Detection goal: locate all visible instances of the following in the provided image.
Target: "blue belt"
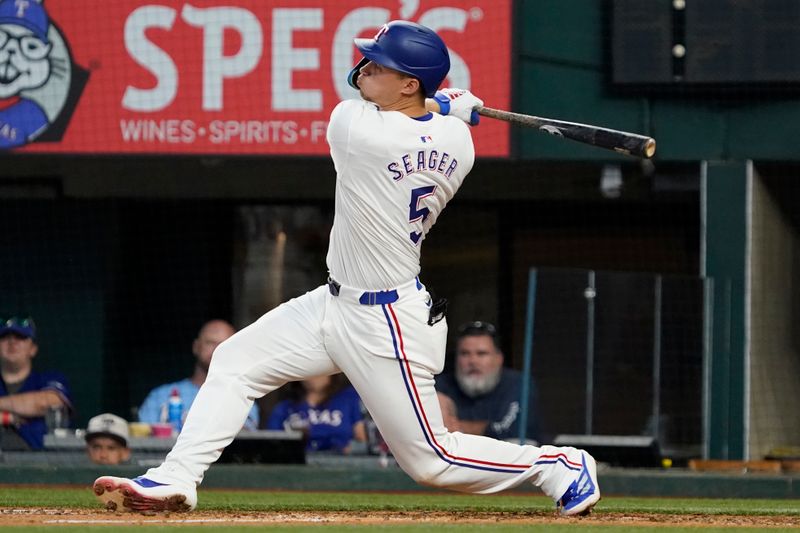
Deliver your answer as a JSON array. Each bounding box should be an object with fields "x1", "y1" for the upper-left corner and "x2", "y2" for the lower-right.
[{"x1": 327, "y1": 277, "x2": 399, "y2": 305}]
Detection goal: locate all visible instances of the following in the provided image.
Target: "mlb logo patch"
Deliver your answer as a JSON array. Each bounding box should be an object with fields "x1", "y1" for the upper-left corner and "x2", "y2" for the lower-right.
[{"x1": 420, "y1": 135, "x2": 433, "y2": 143}]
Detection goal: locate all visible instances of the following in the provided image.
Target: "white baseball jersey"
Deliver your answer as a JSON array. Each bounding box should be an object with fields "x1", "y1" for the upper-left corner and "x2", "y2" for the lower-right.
[
  {"x1": 140, "y1": 98, "x2": 595, "y2": 511},
  {"x1": 326, "y1": 99, "x2": 474, "y2": 290}
]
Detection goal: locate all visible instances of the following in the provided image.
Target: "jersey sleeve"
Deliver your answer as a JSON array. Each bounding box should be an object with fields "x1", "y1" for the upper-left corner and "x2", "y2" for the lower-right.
[
  {"x1": 484, "y1": 370, "x2": 535, "y2": 441},
  {"x1": 484, "y1": 397, "x2": 521, "y2": 440},
  {"x1": 326, "y1": 99, "x2": 380, "y2": 167},
  {"x1": 448, "y1": 116, "x2": 476, "y2": 176},
  {"x1": 40, "y1": 371, "x2": 73, "y2": 410},
  {"x1": 326, "y1": 100, "x2": 359, "y2": 148}
]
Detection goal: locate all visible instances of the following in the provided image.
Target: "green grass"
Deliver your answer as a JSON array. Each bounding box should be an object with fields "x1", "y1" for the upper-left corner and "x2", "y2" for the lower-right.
[
  {"x1": 1, "y1": 486, "x2": 799, "y2": 532},
  {"x1": 2, "y1": 486, "x2": 800, "y2": 515}
]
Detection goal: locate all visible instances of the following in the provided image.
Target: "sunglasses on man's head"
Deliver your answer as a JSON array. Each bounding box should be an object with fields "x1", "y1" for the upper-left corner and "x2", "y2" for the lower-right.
[
  {"x1": 1, "y1": 316, "x2": 36, "y2": 329},
  {"x1": 457, "y1": 320, "x2": 497, "y2": 337}
]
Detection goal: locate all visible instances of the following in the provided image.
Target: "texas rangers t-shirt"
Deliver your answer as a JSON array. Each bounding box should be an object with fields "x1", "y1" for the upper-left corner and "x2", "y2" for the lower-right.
[
  {"x1": 0, "y1": 370, "x2": 72, "y2": 450},
  {"x1": 267, "y1": 385, "x2": 364, "y2": 452},
  {"x1": 325, "y1": 99, "x2": 475, "y2": 290}
]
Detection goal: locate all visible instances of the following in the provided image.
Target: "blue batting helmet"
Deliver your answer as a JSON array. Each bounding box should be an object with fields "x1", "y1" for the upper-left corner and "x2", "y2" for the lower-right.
[{"x1": 347, "y1": 20, "x2": 450, "y2": 98}]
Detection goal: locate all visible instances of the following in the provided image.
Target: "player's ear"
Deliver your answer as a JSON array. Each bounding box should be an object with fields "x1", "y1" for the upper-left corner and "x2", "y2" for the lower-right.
[{"x1": 401, "y1": 76, "x2": 421, "y2": 97}]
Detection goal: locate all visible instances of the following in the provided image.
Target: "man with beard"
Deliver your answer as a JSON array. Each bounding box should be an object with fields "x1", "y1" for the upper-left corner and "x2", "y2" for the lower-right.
[
  {"x1": 137, "y1": 320, "x2": 259, "y2": 431},
  {"x1": 435, "y1": 321, "x2": 538, "y2": 442}
]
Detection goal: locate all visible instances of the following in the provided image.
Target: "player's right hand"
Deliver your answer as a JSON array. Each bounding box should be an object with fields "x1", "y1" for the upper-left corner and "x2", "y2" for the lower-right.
[{"x1": 434, "y1": 89, "x2": 483, "y2": 126}]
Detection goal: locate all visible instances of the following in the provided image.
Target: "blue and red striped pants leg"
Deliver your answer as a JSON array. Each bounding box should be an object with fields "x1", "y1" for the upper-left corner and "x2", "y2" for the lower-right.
[{"x1": 324, "y1": 284, "x2": 586, "y2": 500}]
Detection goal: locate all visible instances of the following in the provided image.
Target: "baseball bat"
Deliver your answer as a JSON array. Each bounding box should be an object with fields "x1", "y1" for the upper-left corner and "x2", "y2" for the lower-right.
[{"x1": 476, "y1": 106, "x2": 656, "y2": 159}]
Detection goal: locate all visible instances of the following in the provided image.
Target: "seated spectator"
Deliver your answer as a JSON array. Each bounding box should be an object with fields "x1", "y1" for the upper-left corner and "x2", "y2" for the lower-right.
[
  {"x1": 267, "y1": 374, "x2": 366, "y2": 454},
  {"x1": 137, "y1": 320, "x2": 259, "y2": 431},
  {"x1": 0, "y1": 315, "x2": 72, "y2": 450},
  {"x1": 435, "y1": 321, "x2": 538, "y2": 442},
  {"x1": 85, "y1": 413, "x2": 131, "y2": 465}
]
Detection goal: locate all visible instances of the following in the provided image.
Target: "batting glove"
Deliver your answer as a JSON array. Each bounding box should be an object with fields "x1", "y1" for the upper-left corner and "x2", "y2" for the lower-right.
[{"x1": 433, "y1": 88, "x2": 483, "y2": 126}]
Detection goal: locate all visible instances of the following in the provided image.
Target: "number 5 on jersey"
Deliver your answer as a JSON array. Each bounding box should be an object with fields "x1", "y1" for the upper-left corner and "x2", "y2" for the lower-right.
[{"x1": 409, "y1": 185, "x2": 437, "y2": 244}]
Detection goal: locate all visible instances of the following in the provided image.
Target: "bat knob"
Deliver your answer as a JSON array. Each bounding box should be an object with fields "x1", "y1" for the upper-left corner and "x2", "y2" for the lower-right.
[{"x1": 644, "y1": 138, "x2": 657, "y2": 159}]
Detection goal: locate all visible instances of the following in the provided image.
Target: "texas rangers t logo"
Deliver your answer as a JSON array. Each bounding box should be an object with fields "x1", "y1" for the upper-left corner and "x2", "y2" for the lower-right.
[
  {"x1": 0, "y1": 0, "x2": 87, "y2": 149},
  {"x1": 15, "y1": 0, "x2": 29, "y2": 17},
  {"x1": 374, "y1": 24, "x2": 389, "y2": 41}
]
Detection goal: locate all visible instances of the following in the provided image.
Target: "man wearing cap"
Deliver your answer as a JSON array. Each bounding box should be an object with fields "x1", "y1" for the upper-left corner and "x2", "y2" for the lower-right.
[
  {"x1": 0, "y1": 316, "x2": 72, "y2": 450},
  {"x1": 85, "y1": 413, "x2": 131, "y2": 465}
]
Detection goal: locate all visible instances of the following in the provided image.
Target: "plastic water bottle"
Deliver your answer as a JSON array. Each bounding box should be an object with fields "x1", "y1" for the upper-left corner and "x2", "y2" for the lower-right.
[{"x1": 167, "y1": 388, "x2": 183, "y2": 434}]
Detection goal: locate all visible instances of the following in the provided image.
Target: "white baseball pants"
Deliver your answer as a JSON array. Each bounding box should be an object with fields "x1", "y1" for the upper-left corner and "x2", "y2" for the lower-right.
[{"x1": 145, "y1": 278, "x2": 587, "y2": 501}]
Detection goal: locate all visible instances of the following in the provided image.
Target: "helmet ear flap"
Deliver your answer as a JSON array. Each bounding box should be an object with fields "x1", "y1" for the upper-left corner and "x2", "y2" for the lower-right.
[{"x1": 347, "y1": 57, "x2": 370, "y2": 91}]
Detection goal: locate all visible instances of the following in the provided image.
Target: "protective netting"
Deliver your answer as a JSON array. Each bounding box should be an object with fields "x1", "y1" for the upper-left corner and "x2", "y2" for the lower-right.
[{"x1": 1, "y1": 0, "x2": 798, "y2": 470}]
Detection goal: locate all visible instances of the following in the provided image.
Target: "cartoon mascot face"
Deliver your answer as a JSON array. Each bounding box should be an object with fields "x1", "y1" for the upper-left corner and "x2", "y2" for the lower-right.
[
  {"x1": 0, "y1": 0, "x2": 52, "y2": 98},
  {"x1": 0, "y1": 0, "x2": 83, "y2": 149}
]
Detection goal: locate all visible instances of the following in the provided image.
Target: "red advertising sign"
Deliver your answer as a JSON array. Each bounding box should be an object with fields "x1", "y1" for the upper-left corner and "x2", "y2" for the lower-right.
[{"x1": 3, "y1": 0, "x2": 510, "y2": 156}]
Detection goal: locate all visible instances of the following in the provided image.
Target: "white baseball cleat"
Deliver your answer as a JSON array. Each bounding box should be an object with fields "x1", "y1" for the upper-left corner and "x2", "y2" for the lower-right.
[
  {"x1": 557, "y1": 452, "x2": 601, "y2": 516},
  {"x1": 93, "y1": 475, "x2": 197, "y2": 513}
]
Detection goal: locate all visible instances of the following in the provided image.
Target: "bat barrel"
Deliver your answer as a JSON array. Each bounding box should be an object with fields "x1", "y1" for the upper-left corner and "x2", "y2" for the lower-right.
[
  {"x1": 601, "y1": 128, "x2": 656, "y2": 159},
  {"x1": 476, "y1": 106, "x2": 656, "y2": 159}
]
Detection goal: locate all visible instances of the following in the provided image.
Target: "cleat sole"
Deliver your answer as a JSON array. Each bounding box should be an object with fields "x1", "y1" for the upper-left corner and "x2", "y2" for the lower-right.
[{"x1": 93, "y1": 476, "x2": 194, "y2": 514}]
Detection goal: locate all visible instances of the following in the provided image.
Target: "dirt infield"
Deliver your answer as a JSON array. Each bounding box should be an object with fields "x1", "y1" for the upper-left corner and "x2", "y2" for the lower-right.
[{"x1": 2, "y1": 507, "x2": 800, "y2": 528}]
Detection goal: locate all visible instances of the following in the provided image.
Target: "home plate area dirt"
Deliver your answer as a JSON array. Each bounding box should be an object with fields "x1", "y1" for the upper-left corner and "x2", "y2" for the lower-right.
[{"x1": 2, "y1": 508, "x2": 800, "y2": 528}]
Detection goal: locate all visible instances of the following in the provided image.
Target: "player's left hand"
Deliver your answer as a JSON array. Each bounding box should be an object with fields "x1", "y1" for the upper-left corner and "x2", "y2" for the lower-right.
[{"x1": 434, "y1": 89, "x2": 483, "y2": 126}]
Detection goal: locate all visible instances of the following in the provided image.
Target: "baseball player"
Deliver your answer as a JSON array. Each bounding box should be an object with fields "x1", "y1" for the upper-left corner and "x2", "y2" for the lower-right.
[{"x1": 94, "y1": 20, "x2": 600, "y2": 517}]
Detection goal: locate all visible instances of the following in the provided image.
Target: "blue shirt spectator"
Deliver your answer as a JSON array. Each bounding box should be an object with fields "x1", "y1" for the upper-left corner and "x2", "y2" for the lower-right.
[
  {"x1": 268, "y1": 375, "x2": 366, "y2": 453},
  {"x1": 137, "y1": 320, "x2": 259, "y2": 431},
  {"x1": 139, "y1": 377, "x2": 258, "y2": 431},
  {"x1": 435, "y1": 321, "x2": 538, "y2": 442},
  {"x1": 0, "y1": 316, "x2": 73, "y2": 450}
]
